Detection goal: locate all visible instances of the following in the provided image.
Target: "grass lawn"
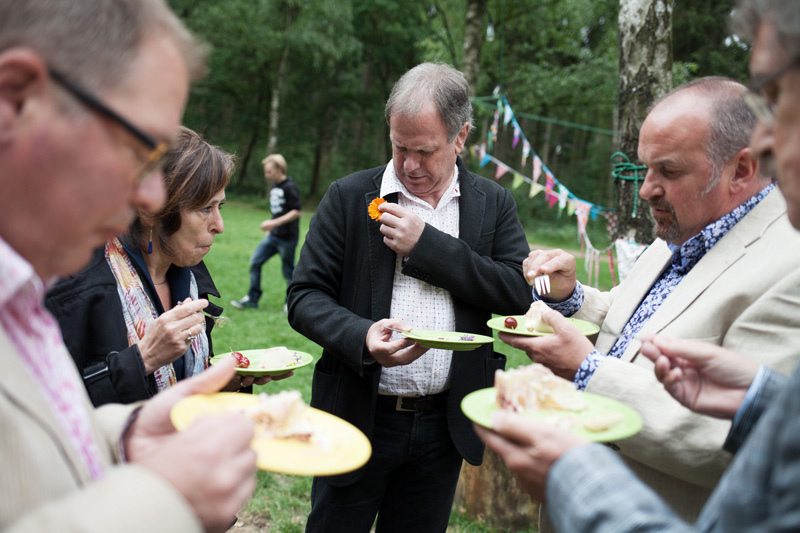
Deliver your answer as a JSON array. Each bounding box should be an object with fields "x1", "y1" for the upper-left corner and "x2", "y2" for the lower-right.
[{"x1": 203, "y1": 197, "x2": 615, "y2": 532}]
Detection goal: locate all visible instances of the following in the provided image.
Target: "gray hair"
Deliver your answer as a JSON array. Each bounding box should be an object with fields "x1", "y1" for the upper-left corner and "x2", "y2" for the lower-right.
[
  {"x1": 0, "y1": 0, "x2": 207, "y2": 94},
  {"x1": 385, "y1": 62, "x2": 474, "y2": 143},
  {"x1": 651, "y1": 77, "x2": 759, "y2": 190},
  {"x1": 733, "y1": 0, "x2": 800, "y2": 60}
]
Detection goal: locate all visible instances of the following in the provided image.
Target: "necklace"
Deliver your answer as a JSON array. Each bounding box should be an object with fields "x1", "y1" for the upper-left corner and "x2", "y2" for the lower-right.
[{"x1": 153, "y1": 279, "x2": 168, "y2": 286}]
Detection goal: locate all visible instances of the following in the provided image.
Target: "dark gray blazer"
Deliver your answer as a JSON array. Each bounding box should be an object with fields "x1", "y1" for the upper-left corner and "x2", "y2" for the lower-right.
[{"x1": 288, "y1": 157, "x2": 532, "y2": 484}]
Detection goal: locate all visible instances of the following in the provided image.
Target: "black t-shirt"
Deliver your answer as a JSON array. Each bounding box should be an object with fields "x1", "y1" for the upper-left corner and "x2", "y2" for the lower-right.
[{"x1": 270, "y1": 177, "x2": 302, "y2": 240}]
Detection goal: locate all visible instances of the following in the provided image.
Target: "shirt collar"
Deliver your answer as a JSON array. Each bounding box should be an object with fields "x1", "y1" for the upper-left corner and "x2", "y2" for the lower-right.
[
  {"x1": 0, "y1": 235, "x2": 44, "y2": 307},
  {"x1": 380, "y1": 160, "x2": 461, "y2": 205},
  {"x1": 667, "y1": 182, "x2": 776, "y2": 273}
]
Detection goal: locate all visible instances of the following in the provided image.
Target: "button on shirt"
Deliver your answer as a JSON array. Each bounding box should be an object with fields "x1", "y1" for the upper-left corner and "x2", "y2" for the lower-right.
[
  {"x1": 541, "y1": 183, "x2": 775, "y2": 390},
  {"x1": 378, "y1": 161, "x2": 460, "y2": 396},
  {"x1": 0, "y1": 236, "x2": 105, "y2": 479}
]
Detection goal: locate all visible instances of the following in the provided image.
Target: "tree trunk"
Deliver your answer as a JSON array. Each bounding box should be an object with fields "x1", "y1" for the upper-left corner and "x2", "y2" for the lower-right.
[
  {"x1": 266, "y1": 5, "x2": 296, "y2": 156},
  {"x1": 454, "y1": 449, "x2": 539, "y2": 529},
  {"x1": 462, "y1": 0, "x2": 487, "y2": 96},
  {"x1": 615, "y1": 0, "x2": 673, "y2": 242},
  {"x1": 239, "y1": 87, "x2": 265, "y2": 192}
]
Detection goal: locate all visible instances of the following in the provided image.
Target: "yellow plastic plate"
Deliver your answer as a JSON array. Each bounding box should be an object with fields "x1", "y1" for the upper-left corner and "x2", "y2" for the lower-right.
[{"x1": 171, "y1": 392, "x2": 372, "y2": 476}]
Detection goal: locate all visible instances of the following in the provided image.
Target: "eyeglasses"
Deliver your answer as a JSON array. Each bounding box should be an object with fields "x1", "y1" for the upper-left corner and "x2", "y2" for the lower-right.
[
  {"x1": 743, "y1": 57, "x2": 800, "y2": 123},
  {"x1": 48, "y1": 67, "x2": 170, "y2": 183}
]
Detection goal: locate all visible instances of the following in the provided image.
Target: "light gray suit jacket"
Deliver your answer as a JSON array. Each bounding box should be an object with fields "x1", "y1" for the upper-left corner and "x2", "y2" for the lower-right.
[
  {"x1": 0, "y1": 325, "x2": 202, "y2": 532},
  {"x1": 546, "y1": 366, "x2": 799, "y2": 532},
  {"x1": 542, "y1": 188, "x2": 800, "y2": 528}
]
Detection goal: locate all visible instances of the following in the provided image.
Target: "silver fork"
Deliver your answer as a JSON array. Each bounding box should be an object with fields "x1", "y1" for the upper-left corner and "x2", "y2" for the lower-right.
[
  {"x1": 202, "y1": 309, "x2": 231, "y2": 328},
  {"x1": 533, "y1": 274, "x2": 551, "y2": 296}
]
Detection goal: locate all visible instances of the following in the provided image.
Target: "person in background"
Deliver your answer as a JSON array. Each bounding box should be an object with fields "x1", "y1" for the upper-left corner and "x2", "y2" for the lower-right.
[
  {"x1": 288, "y1": 62, "x2": 532, "y2": 533},
  {"x1": 501, "y1": 77, "x2": 800, "y2": 529},
  {"x1": 476, "y1": 0, "x2": 800, "y2": 531},
  {"x1": 0, "y1": 0, "x2": 257, "y2": 530},
  {"x1": 46, "y1": 126, "x2": 280, "y2": 406},
  {"x1": 232, "y1": 153, "x2": 301, "y2": 312}
]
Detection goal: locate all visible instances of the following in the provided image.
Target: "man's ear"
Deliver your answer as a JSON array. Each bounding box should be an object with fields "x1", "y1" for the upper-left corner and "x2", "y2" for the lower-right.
[
  {"x1": 728, "y1": 146, "x2": 759, "y2": 194},
  {"x1": 453, "y1": 122, "x2": 470, "y2": 154},
  {"x1": 0, "y1": 48, "x2": 49, "y2": 145}
]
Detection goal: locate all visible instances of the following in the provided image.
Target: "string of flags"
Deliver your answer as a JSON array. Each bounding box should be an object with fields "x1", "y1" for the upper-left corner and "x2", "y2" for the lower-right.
[{"x1": 470, "y1": 95, "x2": 632, "y2": 287}]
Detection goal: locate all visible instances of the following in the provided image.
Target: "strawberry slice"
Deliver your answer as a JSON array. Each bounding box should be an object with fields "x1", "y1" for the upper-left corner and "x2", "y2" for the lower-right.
[{"x1": 231, "y1": 351, "x2": 250, "y2": 368}]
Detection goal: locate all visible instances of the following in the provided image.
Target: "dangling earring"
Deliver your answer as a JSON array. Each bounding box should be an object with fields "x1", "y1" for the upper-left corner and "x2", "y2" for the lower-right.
[{"x1": 147, "y1": 227, "x2": 153, "y2": 254}]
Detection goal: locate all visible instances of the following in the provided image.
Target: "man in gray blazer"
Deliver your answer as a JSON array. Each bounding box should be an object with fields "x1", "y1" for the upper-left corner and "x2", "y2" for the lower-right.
[
  {"x1": 0, "y1": 1, "x2": 257, "y2": 531},
  {"x1": 288, "y1": 63, "x2": 532, "y2": 532},
  {"x1": 497, "y1": 76, "x2": 800, "y2": 528},
  {"x1": 476, "y1": 0, "x2": 800, "y2": 531}
]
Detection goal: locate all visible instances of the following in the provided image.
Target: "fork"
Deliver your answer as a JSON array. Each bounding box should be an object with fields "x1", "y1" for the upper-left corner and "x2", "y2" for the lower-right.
[
  {"x1": 202, "y1": 309, "x2": 231, "y2": 328},
  {"x1": 383, "y1": 326, "x2": 414, "y2": 335},
  {"x1": 533, "y1": 274, "x2": 551, "y2": 296}
]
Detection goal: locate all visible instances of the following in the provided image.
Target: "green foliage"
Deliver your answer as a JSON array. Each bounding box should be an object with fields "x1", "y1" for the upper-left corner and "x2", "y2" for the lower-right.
[
  {"x1": 172, "y1": 0, "x2": 747, "y2": 218},
  {"x1": 673, "y1": 0, "x2": 749, "y2": 82}
]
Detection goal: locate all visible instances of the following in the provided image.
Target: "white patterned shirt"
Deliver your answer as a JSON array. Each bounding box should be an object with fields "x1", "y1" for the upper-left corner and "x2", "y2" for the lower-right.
[
  {"x1": 0, "y1": 236, "x2": 104, "y2": 479},
  {"x1": 378, "y1": 161, "x2": 460, "y2": 396}
]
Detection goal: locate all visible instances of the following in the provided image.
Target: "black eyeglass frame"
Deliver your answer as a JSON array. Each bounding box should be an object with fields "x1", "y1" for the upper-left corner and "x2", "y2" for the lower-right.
[{"x1": 48, "y1": 67, "x2": 170, "y2": 180}]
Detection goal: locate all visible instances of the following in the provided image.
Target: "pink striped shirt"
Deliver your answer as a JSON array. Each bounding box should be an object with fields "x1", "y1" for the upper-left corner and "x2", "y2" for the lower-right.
[{"x1": 0, "y1": 236, "x2": 105, "y2": 480}]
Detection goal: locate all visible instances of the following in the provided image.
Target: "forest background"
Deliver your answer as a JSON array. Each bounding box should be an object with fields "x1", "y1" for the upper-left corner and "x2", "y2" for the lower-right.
[{"x1": 168, "y1": 0, "x2": 748, "y2": 247}]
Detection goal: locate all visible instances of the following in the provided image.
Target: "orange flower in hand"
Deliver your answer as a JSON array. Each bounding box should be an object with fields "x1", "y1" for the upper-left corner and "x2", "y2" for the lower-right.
[{"x1": 368, "y1": 197, "x2": 387, "y2": 221}]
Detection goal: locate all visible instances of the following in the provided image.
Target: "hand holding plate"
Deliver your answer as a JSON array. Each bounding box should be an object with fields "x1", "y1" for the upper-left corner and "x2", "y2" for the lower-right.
[
  {"x1": 497, "y1": 307, "x2": 595, "y2": 380},
  {"x1": 473, "y1": 410, "x2": 588, "y2": 502},
  {"x1": 367, "y1": 319, "x2": 428, "y2": 368}
]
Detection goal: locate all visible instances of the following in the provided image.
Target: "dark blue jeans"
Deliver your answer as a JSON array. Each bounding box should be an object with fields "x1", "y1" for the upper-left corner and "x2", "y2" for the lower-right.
[
  {"x1": 247, "y1": 233, "x2": 297, "y2": 303},
  {"x1": 305, "y1": 402, "x2": 462, "y2": 533}
]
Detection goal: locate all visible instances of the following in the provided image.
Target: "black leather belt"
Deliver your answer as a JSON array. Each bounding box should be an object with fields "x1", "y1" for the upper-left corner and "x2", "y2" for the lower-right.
[{"x1": 377, "y1": 391, "x2": 449, "y2": 412}]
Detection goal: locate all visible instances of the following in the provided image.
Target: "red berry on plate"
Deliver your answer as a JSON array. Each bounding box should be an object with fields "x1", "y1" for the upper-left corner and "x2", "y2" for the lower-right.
[
  {"x1": 232, "y1": 351, "x2": 250, "y2": 368},
  {"x1": 504, "y1": 317, "x2": 518, "y2": 330}
]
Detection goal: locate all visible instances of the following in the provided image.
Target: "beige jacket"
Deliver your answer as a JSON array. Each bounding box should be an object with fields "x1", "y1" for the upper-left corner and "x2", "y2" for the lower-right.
[
  {"x1": 541, "y1": 188, "x2": 800, "y2": 530},
  {"x1": 0, "y1": 325, "x2": 202, "y2": 532}
]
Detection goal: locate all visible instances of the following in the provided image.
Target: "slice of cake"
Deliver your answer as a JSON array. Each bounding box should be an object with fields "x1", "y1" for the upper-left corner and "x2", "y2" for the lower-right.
[
  {"x1": 245, "y1": 390, "x2": 314, "y2": 442},
  {"x1": 523, "y1": 301, "x2": 553, "y2": 333},
  {"x1": 257, "y1": 346, "x2": 302, "y2": 369},
  {"x1": 495, "y1": 363, "x2": 586, "y2": 413}
]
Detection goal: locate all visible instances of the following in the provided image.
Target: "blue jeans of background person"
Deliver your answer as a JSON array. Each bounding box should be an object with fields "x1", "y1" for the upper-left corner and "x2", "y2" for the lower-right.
[
  {"x1": 247, "y1": 233, "x2": 297, "y2": 304},
  {"x1": 305, "y1": 401, "x2": 462, "y2": 533}
]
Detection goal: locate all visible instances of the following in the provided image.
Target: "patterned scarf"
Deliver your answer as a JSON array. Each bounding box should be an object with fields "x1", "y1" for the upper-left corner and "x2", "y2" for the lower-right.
[{"x1": 104, "y1": 238, "x2": 209, "y2": 391}]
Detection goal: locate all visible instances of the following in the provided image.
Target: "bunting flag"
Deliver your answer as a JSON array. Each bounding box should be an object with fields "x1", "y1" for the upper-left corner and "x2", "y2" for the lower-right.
[
  {"x1": 528, "y1": 182, "x2": 544, "y2": 199},
  {"x1": 479, "y1": 143, "x2": 490, "y2": 167},
  {"x1": 557, "y1": 185, "x2": 569, "y2": 216},
  {"x1": 544, "y1": 172, "x2": 555, "y2": 194},
  {"x1": 495, "y1": 162, "x2": 511, "y2": 179},
  {"x1": 607, "y1": 248, "x2": 618, "y2": 287},
  {"x1": 473, "y1": 93, "x2": 637, "y2": 289},
  {"x1": 522, "y1": 139, "x2": 531, "y2": 166},
  {"x1": 532, "y1": 155, "x2": 542, "y2": 182},
  {"x1": 605, "y1": 212, "x2": 618, "y2": 237}
]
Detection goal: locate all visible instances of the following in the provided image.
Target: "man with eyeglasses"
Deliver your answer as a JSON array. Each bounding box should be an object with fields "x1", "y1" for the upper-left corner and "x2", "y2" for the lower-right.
[
  {"x1": 0, "y1": 1, "x2": 257, "y2": 532},
  {"x1": 474, "y1": 1, "x2": 800, "y2": 531}
]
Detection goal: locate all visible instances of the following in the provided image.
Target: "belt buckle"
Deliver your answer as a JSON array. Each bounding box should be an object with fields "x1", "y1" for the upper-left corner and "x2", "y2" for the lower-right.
[{"x1": 396, "y1": 396, "x2": 417, "y2": 412}]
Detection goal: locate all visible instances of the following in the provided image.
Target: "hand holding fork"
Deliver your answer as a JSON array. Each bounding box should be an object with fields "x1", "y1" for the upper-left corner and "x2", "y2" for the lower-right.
[{"x1": 532, "y1": 274, "x2": 551, "y2": 297}]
